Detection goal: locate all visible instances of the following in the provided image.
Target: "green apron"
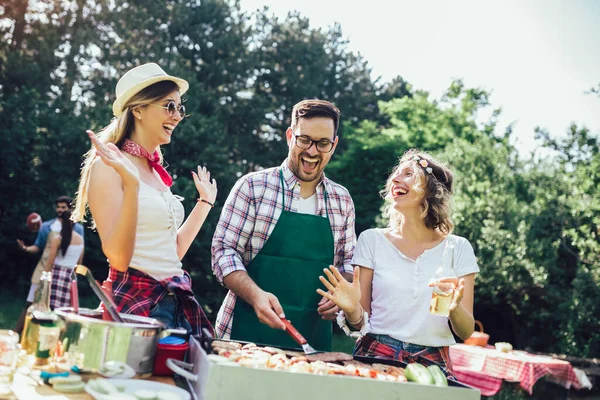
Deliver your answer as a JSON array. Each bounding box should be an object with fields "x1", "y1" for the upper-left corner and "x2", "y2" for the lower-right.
[{"x1": 230, "y1": 169, "x2": 334, "y2": 351}]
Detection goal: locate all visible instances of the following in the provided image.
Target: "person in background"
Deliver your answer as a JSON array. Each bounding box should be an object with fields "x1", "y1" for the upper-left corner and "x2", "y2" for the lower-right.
[
  {"x1": 212, "y1": 99, "x2": 356, "y2": 351},
  {"x1": 15, "y1": 196, "x2": 85, "y2": 333},
  {"x1": 42, "y1": 210, "x2": 84, "y2": 309},
  {"x1": 317, "y1": 149, "x2": 478, "y2": 373},
  {"x1": 72, "y1": 63, "x2": 216, "y2": 336}
]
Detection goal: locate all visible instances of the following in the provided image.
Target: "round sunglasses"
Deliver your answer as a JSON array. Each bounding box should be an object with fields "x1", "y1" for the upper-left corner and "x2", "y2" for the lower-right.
[{"x1": 150, "y1": 101, "x2": 186, "y2": 119}]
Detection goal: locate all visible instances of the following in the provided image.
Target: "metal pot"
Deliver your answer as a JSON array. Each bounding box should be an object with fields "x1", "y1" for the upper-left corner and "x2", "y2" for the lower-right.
[{"x1": 55, "y1": 307, "x2": 185, "y2": 375}]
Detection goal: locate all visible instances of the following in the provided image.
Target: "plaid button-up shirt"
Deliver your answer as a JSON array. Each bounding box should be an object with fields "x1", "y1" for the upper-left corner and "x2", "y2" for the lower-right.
[{"x1": 211, "y1": 160, "x2": 356, "y2": 338}]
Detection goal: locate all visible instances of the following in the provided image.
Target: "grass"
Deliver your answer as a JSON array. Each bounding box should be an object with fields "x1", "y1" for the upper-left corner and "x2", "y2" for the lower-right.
[
  {"x1": 0, "y1": 282, "x2": 100, "y2": 332},
  {"x1": 0, "y1": 289, "x2": 26, "y2": 331}
]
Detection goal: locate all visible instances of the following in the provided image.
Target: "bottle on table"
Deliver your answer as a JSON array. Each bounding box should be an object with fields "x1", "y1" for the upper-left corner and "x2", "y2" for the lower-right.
[
  {"x1": 20, "y1": 271, "x2": 60, "y2": 366},
  {"x1": 20, "y1": 271, "x2": 52, "y2": 354}
]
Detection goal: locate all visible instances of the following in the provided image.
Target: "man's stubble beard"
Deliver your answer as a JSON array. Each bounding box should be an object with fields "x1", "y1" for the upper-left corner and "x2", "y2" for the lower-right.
[{"x1": 289, "y1": 152, "x2": 324, "y2": 183}]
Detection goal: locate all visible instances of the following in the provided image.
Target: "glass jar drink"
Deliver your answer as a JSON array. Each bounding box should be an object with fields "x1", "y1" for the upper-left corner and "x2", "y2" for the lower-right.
[{"x1": 430, "y1": 281, "x2": 454, "y2": 317}]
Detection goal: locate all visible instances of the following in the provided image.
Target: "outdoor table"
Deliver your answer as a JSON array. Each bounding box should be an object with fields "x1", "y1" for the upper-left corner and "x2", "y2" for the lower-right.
[
  {"x1": 450, "y1": 343, "x2": 583, "y2": 396},
  {"x1": 3, "y1": 372, "x2": 177, "y2": 399}
]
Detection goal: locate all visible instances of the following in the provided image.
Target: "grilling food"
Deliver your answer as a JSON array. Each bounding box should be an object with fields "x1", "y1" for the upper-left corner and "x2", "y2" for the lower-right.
[
  {"x1": 211, "y1": 341, "x2": 408, "y2": 382},
  {"x1": 306, "y1": 351, "x2": 354, "y2": 363}
]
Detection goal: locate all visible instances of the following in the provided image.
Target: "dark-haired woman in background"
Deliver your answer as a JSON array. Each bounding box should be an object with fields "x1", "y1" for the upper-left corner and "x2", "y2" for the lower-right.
[{"x1": 44, "y1": 210, "x2": 84, "y2": 310}]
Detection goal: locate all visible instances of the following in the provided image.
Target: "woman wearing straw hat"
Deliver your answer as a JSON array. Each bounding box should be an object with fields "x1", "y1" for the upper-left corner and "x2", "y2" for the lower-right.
[{"x1": 72, "y1": 63, "x2": 216, "y2": 336}]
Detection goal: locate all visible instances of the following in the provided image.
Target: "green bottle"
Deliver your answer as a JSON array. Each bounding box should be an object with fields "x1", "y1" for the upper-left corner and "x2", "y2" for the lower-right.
[{"x1": 20, "y1": 271, "x2": 52, "y2": 354}]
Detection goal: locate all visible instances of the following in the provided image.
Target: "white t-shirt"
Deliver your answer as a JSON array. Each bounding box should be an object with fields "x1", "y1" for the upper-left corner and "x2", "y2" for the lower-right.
[
  {"x1": 51, "y1": 219, "x2": 61, "y2": 232},
  {"x1": 297, "y1": 193, "x2": 318, "y2": 215},
  {"x1": 352, "y1": 228, "x2": 479, "y2": 347}
]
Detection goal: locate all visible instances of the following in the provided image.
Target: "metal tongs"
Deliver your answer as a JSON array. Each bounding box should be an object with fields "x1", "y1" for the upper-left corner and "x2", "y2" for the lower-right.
[{"x1": 74, "y1": 265, "x2": 123, "y2": 323}]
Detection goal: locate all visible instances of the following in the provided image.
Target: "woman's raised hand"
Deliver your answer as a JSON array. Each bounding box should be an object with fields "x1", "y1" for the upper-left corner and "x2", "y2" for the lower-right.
[
  {"x1": 87, "y1": 130, "x2": 139, "y2": 185},
  {"x1": 192, "y1": 166, "x2": 217, "y2": 204},
  {"x1": 317, "y1": 266, "x2": 361, "y2": 314}
]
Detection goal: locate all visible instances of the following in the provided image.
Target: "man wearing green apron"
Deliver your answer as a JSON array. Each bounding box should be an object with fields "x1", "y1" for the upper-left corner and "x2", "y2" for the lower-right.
[{"x1": 212, "y1": 100, "x2": 356, "y2": 351}]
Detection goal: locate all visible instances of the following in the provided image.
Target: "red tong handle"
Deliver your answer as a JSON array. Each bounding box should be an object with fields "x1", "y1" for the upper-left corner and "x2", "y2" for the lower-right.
[
  {"x1": 280, "y1": 317, "x2": 307, "y2": 345},
  {"x1": 70, "y1": 280, "x2": 79, "y2": 314}
]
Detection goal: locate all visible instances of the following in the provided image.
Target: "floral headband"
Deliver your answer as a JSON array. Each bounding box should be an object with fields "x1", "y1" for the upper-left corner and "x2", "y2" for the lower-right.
[{"x1": 412, "y1": 155, "x2": 433, "y2": 174}]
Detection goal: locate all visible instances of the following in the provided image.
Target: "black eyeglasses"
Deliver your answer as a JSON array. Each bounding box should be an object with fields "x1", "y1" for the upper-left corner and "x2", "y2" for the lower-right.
[
  {"x1": 293, "y1": 133, "x2": 335, "y2": 153},
  {"x1": 150, "y1": 101, "x2": 186, "y2": 119}
]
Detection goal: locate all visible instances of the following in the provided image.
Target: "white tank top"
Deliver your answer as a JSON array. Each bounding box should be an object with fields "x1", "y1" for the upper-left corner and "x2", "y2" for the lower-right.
[
  {"x1": 55, "y1": 243, "x2": 84, "y2": 268},
  {"x1": 128, "y1": 182, "x2": 185, "y2": 281}
]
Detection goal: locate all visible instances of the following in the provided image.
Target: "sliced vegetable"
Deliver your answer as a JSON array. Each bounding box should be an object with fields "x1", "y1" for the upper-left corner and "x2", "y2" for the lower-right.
[
  {"x1": 404, "y1": 363, "x2": 434, "y2": 385},
  {"x1": 48, "y1": 375, "x2": 82, "y2": 385},
  {"x1": 427, "y1": 365, "x2": 448, "y2": 387},
  {"x1": 86, "y1": 378, "x2": 119, "y2": 395},
  {"x1": 53, "y1": 381, "x2": 86, "y2": 393}
]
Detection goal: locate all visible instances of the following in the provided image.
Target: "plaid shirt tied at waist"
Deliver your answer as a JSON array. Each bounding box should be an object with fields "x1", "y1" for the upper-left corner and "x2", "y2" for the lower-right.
[
  {"x1": 355, "y1": 334, "x2": 454, "y2": 377},
  {"x1": 109, "y1": 267, "x2": 214, "y2": 338}
]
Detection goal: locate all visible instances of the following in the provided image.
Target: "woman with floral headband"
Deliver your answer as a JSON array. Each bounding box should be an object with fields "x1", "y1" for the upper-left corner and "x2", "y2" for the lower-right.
[
  {"x1": 317, "y1": 149, "x2": 478, "y2": 374},
  {"x1": 72, "y1": 63, "x2": 216, "y2": 336}
]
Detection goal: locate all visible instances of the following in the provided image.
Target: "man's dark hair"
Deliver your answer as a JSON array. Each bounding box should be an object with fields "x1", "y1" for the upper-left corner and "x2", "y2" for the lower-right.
[
  {"x1": 290, "y1": 99, "x2": 341, "y2": 137},
  {"x1": 55, "y1": 195, "x2": 73, "y2": 207}
]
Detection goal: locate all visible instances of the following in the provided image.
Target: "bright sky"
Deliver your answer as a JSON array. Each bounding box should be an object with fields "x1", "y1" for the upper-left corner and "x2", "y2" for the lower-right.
[{"x1": 240, "y1": 0, "x2": 600, "y2": 156}]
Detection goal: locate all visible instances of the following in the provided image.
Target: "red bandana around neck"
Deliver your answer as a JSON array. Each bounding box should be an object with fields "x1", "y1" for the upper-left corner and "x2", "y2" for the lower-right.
[{"x1": 120, "y1": 139, "x2": 173, "y2": 187}]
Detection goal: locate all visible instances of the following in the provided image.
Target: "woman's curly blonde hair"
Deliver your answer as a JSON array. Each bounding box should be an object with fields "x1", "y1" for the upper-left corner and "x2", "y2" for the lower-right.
[{"x1": 381, "y1": 149, "x2": 454, "y2": 234}]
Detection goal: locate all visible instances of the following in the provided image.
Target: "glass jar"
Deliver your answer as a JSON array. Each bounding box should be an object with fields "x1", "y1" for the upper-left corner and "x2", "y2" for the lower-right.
[{"x1": 0, "y1": 330, "x2": 20, "y2": 387}]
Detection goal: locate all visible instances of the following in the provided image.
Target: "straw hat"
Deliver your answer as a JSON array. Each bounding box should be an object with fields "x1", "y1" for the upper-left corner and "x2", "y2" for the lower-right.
[{"x1": 112, "y1": 63, "x2": 189, "y2": 117}]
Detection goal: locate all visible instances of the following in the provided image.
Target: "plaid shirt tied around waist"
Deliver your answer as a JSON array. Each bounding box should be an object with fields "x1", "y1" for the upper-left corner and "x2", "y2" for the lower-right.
[
  {"x1": 109, "y1": 267, "x2": 214, "y2": 338},
  {"x1": 212, "y1": 160, "x2": 356, "y2": 338},
  {"x1": 355, "y1": 334, "x2": 455, "y2": 377}
]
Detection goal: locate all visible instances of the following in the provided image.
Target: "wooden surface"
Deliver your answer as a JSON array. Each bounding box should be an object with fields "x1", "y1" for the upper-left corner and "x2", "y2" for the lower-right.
[{"x1": 3, "y1": 373, "x2": 176, "y2": 399}]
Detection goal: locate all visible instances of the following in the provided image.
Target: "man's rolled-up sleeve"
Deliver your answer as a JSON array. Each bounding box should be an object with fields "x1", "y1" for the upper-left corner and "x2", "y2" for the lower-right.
[{"x1": 337, "y1": 194, "x2": 356, "y2": 276}]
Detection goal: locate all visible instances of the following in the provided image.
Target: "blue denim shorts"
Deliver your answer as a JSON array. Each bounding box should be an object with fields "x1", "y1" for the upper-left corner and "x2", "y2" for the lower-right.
[{"x1": 149, "y1": 294, "x2": 193, "y2": 334}]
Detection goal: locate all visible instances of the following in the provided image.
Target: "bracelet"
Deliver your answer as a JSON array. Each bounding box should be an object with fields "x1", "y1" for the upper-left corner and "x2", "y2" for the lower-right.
[
  {"x1": 336, "y1": 309, "x2": 369, "y2": 339},
  {"x1": 197, "y1": 198, "x2": 214, "y2": 208},
  {"x1": 347, "y1": 306, "x2": 364, "y2": 326}
]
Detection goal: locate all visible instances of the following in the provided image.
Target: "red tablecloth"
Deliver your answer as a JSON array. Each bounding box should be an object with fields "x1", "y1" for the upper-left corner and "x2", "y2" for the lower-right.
[{"x1": 450, "y1": 344, "x2": 582, "y2": 396}]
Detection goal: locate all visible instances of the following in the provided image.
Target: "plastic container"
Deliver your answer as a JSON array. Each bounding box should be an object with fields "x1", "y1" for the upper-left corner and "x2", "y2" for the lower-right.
[{"x1": 153, "y1": 336, "x2": 188, "y2": 376}]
